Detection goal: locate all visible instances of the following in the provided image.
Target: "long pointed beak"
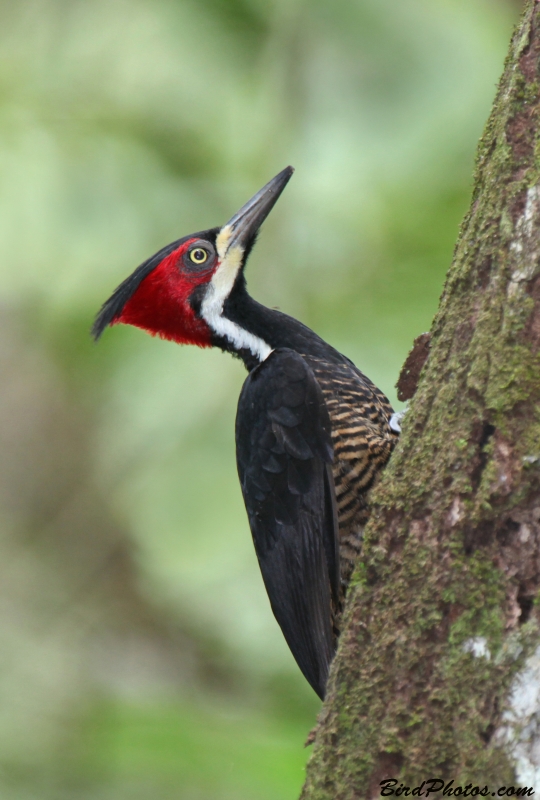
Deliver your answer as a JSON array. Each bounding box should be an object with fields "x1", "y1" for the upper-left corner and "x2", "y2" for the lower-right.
[{"x1": 216, "y1": 166, "x2": 294, "y2": 259}]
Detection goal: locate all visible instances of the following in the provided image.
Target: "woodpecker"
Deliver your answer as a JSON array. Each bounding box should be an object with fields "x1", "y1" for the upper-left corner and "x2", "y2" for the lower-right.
[{"x1": 93, "y1": 167, "x2": 399, "y2": 699}]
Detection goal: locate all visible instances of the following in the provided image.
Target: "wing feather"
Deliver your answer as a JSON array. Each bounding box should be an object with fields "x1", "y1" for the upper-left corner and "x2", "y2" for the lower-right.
[{"x1": 236, "y1": 348, "x2": 339, "y2": 698}]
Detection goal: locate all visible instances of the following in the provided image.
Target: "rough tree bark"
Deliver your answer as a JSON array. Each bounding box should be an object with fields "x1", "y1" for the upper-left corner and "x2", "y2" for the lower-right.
[{"x1": 302, "y1": 2, "x2": 540, "y2": 797}]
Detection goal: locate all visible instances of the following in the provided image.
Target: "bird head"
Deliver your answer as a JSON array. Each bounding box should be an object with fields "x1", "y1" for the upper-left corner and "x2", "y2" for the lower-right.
[{"x1": 92, "y1": 166, "x2": 294, "y2": 359}]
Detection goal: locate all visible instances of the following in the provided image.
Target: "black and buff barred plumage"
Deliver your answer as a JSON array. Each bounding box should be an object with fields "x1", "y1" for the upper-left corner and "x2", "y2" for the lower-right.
[
  {"x1": 93, "y1": 167, "x2": 400, "y2": 698},
  {"x1": 305, "y1": 356, "x2": 397, "y2": 595}
]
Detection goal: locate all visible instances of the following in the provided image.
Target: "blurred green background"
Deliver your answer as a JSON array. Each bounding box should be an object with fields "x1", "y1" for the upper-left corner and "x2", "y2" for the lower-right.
[{"x1": 0, "y1": 0, "x2": 521, "y2": 797}]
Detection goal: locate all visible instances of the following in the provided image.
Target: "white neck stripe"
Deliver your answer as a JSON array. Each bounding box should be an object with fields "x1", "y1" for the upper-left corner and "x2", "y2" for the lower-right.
[{"x1": 200, "y1": 226, "x2": 272, "y2": 362}]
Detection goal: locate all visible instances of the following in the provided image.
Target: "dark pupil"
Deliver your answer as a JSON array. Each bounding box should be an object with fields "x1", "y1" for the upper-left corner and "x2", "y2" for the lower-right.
[{"x1": 192, "y1": 249, "x2": 206, "y2": 262}]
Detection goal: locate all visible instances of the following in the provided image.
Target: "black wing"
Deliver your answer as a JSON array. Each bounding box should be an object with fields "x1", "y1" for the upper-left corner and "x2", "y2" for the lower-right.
[{"x1": 236, "y1": 348, "x2": 339, "y2": 698}]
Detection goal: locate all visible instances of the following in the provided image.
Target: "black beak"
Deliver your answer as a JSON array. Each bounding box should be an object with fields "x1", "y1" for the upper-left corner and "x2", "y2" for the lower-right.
[{"x1": 218, "y1": 166, "x2": 294, "y2": 257}]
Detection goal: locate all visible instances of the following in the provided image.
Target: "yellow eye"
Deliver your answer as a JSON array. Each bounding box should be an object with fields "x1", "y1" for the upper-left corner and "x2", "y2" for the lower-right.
[{"x1": 189, "y1": 248, "x2": 208, "y2": 264}]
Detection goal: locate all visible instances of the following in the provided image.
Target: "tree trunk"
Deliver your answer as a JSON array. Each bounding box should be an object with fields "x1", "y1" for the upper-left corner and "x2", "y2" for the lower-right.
[{"x1": 301, "y1": 2, "x2": 540, "y2": 796}]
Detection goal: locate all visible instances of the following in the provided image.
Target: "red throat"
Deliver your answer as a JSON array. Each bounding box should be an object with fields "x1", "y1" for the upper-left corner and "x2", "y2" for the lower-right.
[{"x1": 116, "y1": 241, "x2": 213, "y2": 347}]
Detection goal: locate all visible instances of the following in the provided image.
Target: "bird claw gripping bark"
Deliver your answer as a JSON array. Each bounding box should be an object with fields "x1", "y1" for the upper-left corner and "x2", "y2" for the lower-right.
[{"x1": 390, "y1": 409, "x2": 407, "y2": 433}]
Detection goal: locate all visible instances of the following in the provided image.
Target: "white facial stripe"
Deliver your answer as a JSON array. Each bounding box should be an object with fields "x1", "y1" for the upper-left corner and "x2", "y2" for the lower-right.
[
  {"x1": 216, "y1": 224, "x2": 233, "y2": 259},
  {"x1": 200, "y1": 226, "x2": 272, "y2": 362}
]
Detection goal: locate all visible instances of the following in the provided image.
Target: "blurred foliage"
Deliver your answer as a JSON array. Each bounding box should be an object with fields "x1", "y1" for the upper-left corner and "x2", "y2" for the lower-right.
[{"x1": 0, "y1": 0, "x2": 520, "y2": 797}]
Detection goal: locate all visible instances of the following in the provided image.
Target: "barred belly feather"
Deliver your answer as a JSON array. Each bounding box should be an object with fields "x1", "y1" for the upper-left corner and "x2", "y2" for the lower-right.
[{"x1": 305, "y1": 357, "x2": 398, "y2": 595}]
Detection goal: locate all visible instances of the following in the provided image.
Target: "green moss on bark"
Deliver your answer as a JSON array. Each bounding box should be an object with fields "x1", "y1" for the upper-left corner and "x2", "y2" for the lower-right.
[{"x1": 302, "y1": 3, "x2": 540, "y2": 797}]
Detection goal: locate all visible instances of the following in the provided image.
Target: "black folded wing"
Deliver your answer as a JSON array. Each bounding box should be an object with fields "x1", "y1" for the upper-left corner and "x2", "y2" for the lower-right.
[{"x1": 235, "y1": 348, "x2": 339, "y2": 698}]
